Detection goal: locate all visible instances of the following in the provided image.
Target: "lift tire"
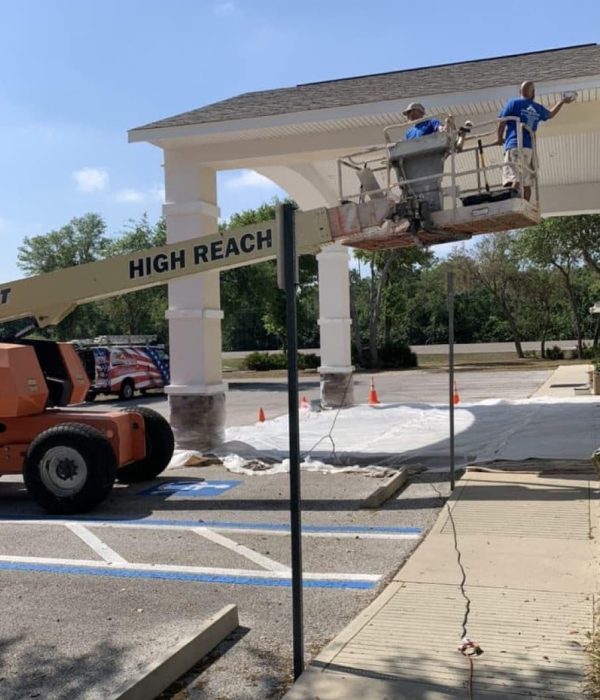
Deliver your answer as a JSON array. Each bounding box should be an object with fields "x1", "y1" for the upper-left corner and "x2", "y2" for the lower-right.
[
  {"x1": 23, "y1": 423, "x2": 117, "y2": 515},
  {"x1": 116, "y1": 407, "x2": 175, "y2": 483},
  {"x1": 119, "y1": 379, "x2": 135, "y2": 401}
]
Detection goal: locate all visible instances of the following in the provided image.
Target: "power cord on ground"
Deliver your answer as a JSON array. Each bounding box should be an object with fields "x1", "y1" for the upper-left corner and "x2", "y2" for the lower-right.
[
  {"x1": 302, "y1": 381, "x2": 482, "y2": 698},
  {"x1": 302, "y1": 372, "x2": 354, "y2": 464}
]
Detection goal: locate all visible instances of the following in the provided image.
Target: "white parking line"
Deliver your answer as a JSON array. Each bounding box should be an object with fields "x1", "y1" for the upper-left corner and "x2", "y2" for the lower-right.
[
  {"x1": 0, "y1": 518, "x2": 422, "y2": 540},
  {"x1": 192, "y1": 527, "x2": 290, "y2": 573},
  {"x1": 0, "y1": 554, "x2": 380, "y2": 583},
  {"x1": 65, "y1": 523, "x2": 128, "y2": 564}
]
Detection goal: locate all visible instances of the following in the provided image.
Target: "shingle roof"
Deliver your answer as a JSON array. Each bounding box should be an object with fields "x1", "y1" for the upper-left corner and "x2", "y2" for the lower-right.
[{"x1": 131, "y1": 44, "x2": 600, "y2": 132}]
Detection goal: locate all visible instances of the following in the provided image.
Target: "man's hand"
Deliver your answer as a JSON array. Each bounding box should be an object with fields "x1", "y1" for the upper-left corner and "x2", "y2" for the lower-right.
[{"x1": 550, "y1": 92, "x2": 576, "y2": 119}]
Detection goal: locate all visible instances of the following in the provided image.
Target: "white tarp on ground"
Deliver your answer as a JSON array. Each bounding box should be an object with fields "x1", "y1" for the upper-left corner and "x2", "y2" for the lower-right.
[{"x1": 170, "y1": 397, "x2": 600, "y2": 475}]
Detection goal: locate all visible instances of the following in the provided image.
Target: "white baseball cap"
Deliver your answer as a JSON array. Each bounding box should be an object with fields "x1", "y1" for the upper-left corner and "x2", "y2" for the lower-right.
[{"x1": 402, "y1": 102, "x2": 425, "y2": 116}]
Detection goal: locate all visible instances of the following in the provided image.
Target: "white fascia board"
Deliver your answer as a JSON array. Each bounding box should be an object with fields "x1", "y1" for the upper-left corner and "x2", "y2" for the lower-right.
[
  {"x1": 540, "y1": 181, "x2": 600, "y2": 216},
  {"x1": 128, "y1": 74, "x2": 600, "y2": 146}
]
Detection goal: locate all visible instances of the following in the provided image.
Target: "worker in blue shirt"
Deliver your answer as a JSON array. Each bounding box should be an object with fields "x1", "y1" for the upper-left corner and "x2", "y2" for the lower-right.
[
  {"x1": 403, "y1": 103, "x2": 443, "y2": 140},
  {"x1": 497, "y1": 81, "x2": 575, "y2": 201}
]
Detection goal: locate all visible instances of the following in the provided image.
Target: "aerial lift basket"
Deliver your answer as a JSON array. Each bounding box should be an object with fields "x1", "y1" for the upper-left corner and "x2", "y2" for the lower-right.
[{"x1": 329, "y1": 116, "x2": 540, "y2": 251}]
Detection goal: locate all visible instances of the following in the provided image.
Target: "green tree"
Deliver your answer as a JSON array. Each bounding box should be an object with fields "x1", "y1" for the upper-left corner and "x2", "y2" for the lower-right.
[
  {"x1": 450, "y1": 234, "x2": 528, "y2": 357},
  {"x1": 97, "y1": 216, "x2": 169, "y2": 342},
  {"x1": 516, "y1": 220, "x2": 588, "y2": 357},
  {"x1": 349, "y1": 269, "x2": 368, "y2": 364},
  {"x1": 353, "y1": 246, "x2": 432, "y2": 367},
  {"x1": 18, "y1": 213, "x2": 109, "y2": 274},
  {"x1": 17, "y1": 214, "x2": 110, "y2": 340},
  {"x1": 220, "y1": 198, "x2": 319, "y2": 351},
  {"x1": 517, "y1": 267, "x2": 565, "y2": 357},
  {"x1": 404, "y1": 262, "x2": 448, "y2": 345},
  {"x1": 15, "y1": 213, "x2": 172, "y2": 342},
  {"x1": 561, "y1": 215, "x2": 600, "y2": 277}
]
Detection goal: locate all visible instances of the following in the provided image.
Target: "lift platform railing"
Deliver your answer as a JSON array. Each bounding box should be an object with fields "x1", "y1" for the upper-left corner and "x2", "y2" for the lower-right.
[
  {"x1": 336, "y1": 116, "x2": 539, "y2": 211},
  {"x1": 336, "y1": 113, "x2": 456, "y2": 205},
  {"x1": 446, "y1": 117, "x2": 539, "y2": 208}
]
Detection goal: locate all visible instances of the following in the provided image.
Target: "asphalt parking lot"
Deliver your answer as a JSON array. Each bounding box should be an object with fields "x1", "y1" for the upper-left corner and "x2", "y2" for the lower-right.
[
  {"x1": 0, "y1": 464, "x2": 447, "y2": 699},
  {"x1": 89, "y1": 367, "x2": 552, "y2": 426},
  {"x1": 0, "y1": 368, "x2": 551, "y2": 699}
]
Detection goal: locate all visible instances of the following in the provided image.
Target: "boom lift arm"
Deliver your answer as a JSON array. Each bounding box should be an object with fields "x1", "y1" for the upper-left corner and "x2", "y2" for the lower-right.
[
  {"x1": 0, "y1": 208, "x2": 333, "y2": 515},
  {"x1": 0, "y1": 208, "x2": 333, "y2": 328}
]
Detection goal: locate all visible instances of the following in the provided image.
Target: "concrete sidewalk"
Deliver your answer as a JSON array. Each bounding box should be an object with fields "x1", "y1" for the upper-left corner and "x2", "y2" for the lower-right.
[
  {"x1": 532, "y1": 362, "x2": 592, "y2": 397},
  {"x1": 284, "y1": 470, "x2": 599, "y2": 699},
  {"x1": 280, "y1": 364, "x2": 600, "y2": 699}
]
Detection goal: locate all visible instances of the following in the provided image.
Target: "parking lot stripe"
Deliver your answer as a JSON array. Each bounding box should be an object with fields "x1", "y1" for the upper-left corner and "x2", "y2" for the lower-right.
[
  {"x1": 65, "y1": 523, "x2": 128, "y2": 564},
  {"x1": 0, "y1": 516, "x2": 422, "y2": 539},
  {"x1": 192, "y1": 527, "x2": 290, "y2": 573},
  {"x1": 0, "y1": 556, "x2": 378, "y2": 590}
]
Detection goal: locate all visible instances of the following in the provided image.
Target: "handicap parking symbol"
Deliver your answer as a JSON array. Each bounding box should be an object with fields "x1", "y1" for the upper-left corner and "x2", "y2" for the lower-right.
[{"x1": 139, "y1": 480, "x2": 241, "y2": 498}]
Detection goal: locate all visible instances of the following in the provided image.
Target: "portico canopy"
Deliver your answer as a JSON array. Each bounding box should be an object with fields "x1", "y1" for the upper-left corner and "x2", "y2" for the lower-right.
[{"x1": 130, "y1": 43, "x2": 600, "y2": 216}]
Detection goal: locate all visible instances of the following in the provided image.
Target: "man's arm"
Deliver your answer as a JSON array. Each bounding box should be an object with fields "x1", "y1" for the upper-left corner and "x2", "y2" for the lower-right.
[
  {"x1": 496, "y1": 120, "x2": 506, "y2": 146},
  {"x1": 548, "y1": 95, "x2": 573, "y2": 119},
  {"x1": 496, "y1": 99, "x2": 513, "y2": 145}
]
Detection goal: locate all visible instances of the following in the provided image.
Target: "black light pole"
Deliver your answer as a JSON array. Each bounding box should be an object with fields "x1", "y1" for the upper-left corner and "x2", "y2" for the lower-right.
[
  {"x1": 278, "y1": 202, "x2": 304, "y2": 680},
  {"x1": 448, "y1": 271, "x2": 456, "y2": 491}
]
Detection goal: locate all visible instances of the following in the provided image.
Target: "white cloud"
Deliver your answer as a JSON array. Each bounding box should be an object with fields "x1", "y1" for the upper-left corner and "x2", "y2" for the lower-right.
[
  {"x1": 214, "y1": 2, "x2": 236, "y2": 16},
  {"x1": 114, "y1": 188, "x2": 145, "y2": 203},
  {"x1": 114, "y1": 184, "x2": 165, "y2": 205},
  {"x1": 73, "y1": 167, "x2": 109, "y2": 193},
  {"x1": 149, "y1": 184, "x2": 165, "y2": 203},
  {"x1": 224, "y1": 170, "x2": 278, "y2": 190}
]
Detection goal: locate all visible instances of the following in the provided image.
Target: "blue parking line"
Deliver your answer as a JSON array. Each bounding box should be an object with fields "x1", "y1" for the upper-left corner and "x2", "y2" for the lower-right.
[
  {"x1": 0, "y1": 514, "x2": 422, "y2": 535},
  {"x1": 0, "y1": 561, "x2": 376, "y2": 590}
]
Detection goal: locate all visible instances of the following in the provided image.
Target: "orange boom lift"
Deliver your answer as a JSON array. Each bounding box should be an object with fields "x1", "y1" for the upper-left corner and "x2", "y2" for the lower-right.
[{"x1": 0, "y1": 118, "x2": 539, "y2": 514}]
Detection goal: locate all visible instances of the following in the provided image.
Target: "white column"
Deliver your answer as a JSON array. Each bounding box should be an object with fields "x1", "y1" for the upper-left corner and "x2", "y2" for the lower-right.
[
  {"x1": 163, "y1": 152, "x2": 226, "y2": 450},
  {"x1": 317, "y1": 243, "x2": 354, "y2": 407}
]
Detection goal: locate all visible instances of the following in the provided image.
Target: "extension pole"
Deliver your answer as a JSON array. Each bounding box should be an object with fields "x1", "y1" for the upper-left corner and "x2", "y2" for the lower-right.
[
  {"x1": 282, "y1": 202, "x2": 305, "y2": 679},
  {"x1": 448, "y1": 271, "x2": 456, "y2": 491}
]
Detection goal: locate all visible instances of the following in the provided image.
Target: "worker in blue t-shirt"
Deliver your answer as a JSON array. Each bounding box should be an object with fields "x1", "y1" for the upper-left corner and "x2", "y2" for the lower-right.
[
  {"x1": 403, "y1": 103, "x2": 444, "y2": 140},
  {"x1": 497, "y1": 81, "x2": 575, "y2": 201}
]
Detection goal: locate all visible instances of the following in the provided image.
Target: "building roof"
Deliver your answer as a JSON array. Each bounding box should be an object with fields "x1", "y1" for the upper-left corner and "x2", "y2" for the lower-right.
[{"x1": 131, "y1": 44, "x2": 600, "y2": 133}]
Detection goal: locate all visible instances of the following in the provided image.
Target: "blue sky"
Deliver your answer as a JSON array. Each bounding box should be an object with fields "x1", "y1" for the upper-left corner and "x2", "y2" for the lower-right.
[{"x1": 0, "y1": 0, "x2": 597, "y2": 281}]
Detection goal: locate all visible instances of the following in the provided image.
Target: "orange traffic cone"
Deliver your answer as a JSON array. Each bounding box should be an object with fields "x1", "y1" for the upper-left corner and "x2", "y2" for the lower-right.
[
  {"x1": 368, "y1": 376, "x2": 380, "y2": 405},
  {"x1": 452, "y1": 381, "x2": 461, "y2": 405},
  {"x1": 258, "y1": 407, "x2": 266, "y2": 423},
  {"x1": 300, "y1": 395, "x2": 310, "y2": 410}
]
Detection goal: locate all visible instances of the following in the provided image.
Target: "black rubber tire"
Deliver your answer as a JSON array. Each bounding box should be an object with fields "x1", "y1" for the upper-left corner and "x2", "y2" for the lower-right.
[
  {"x1": 116, "y1": 407, "x2": 174, "y2": 483},
  {"x1": 23, "y1": 423, "x2": 117, "y2": 514},
  {"x1": 119, "y1": 379, "x2": 135, "y2": 401}
]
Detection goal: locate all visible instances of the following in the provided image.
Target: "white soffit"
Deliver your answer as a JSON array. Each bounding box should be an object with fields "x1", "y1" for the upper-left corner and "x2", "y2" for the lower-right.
[{"x1": 130, "y1": 79, "x2": 600, "y2": 150}]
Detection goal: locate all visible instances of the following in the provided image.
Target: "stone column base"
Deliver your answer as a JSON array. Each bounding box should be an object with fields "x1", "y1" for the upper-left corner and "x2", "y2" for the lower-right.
[
  {"x1": 320, "y1": 372, "x2": 354, "y2": 409},
  {"x1": 169, "y1": 393, "x2": 226, "y2": 451}
]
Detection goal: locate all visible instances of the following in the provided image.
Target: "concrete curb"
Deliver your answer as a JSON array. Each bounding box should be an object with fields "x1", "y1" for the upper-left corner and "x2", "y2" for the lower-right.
[
  {"x1": 360, "y1": 469, "x2": 408, "y2": 508},
  {"x1": 110, "y1": 604, "x2": 239, "y2": 700}
]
